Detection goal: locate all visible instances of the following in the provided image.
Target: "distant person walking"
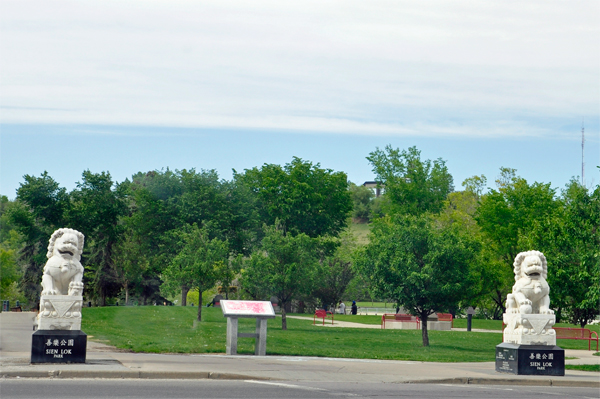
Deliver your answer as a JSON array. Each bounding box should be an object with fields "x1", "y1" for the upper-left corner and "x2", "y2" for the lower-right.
[
  {"x1": 338, "y1": 301, "x2": 346, "y2": 315},
  {"x1": 351, "y1": 301, "x2": 357, "y2": 315}
]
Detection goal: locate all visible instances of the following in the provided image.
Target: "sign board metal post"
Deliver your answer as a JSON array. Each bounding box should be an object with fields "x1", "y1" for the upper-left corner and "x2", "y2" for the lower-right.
[{"x1": 221, "y1": 300, "x2": 276, "y2": 356}]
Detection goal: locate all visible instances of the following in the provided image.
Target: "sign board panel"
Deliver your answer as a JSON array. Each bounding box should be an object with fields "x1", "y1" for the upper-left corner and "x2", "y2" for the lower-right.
[{"x1": 221, "y1": 300, "x2": 276, "y2": 318}]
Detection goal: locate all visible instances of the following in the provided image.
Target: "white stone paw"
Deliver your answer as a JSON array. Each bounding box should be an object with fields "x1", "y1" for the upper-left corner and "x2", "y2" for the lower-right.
[{"x1": 519, "y1": 304, "x2": 532, "y2": 314}]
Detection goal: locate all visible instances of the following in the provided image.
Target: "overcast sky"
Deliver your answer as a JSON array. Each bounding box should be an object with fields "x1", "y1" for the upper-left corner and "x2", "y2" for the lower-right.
[{"x1": 1, "y1": 0, "x2": 599, "y2": 198}]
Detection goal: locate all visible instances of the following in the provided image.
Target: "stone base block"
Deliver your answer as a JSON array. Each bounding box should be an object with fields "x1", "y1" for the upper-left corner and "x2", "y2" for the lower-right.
[
  {"x1": 31, "y1": 330, "x2": 86, "y2": 364},
  {"x1": 427, "y1": 321, "x2": 452, "y2": 331},
  {"x1": 495, "y1": 343, "x2": 564, "y2": 376},
  {"x1": 503, "y1": 313, "x2": 556, "y2": 346},
  {"x1": 36, "y1": 295, "x2": 82, "y2": 330},
  {"x1": 386, "y1": 321, "x2": 420, "y2": 330}
]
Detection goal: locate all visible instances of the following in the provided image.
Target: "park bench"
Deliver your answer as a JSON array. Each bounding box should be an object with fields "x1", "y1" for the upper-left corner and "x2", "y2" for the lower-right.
[
  {"x1": 381, "y1": 313, "x2": 420, "y2": 329},
  {"x1": 314, "y1": 309, "x2": 334, "y2": 325},
  {"x1": 554, "y1": 327, "x2": 599, "y2": 351},
  {"x1": 436, "y1": 313, "x2": 453, "y2": 327}
]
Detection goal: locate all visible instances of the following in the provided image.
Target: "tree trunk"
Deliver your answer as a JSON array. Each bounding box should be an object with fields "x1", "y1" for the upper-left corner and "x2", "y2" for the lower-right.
[
  {"x1": 420, "y1": 310, "x2": 430, "y2": 347},
  {"x1": 197, "y1": 290, "x2": 202, "y2": 321},
  {"x1": 181, "y1": 285, "x2": 189, "y2": 306},
  {"x1": 281, "y1": 302, "x2": 287, "y2": 330},
  {"x1": 125, "y1": 284, "x2": 129, "y2": 306}
]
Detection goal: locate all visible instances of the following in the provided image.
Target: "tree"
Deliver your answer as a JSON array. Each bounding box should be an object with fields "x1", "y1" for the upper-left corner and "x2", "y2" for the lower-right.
[
  {"x1": 215, "y1": 255, "x2": 242, "y2": 300},
  {"x1": 435, "y1": 187, "x2": 507, "y2": 319},
  {"x1": 236, "y1": 157, "x2": 352, "y2": 238},
  {"x1": 349, "y1": 183, "x2": 375, "y2": 222},
  {"x1": 8, "y1": 173, "x2": 71, "y2": 304},
  {"x1": 161, "y1": 224, "x2": 229, "y2": 321},
  {"x1": 462, "y1": 174, "x2": 488, "y2": 199},
  {"x1": 111, "y1": 229, "x2": 148, "y2": 305},
  {"x1": 367, "y1": 146, "x2": 454, "y2": 216},
  {"x1": 0, "y1": 197, "x2": 24, "y2": 302},
  {"x1": 520, "y1": 180, "x2": 600, "y2": 326},
  {"x1": 241, "y1": 224, "x2": 318, "y2": 330},
  {"x1": 121, "y1": 168, "x2": 242, "y2": 304},
  {"x1": 474, "y1": 169, "x2": 558, "y2": 316},
  {"x1": 69, "y1": 171, "x2": 127, "y2": 306},
  {"x1": 354, "y1": 215, "x2": 480, "y2": 346},
  {"x1": 312, "y1": 231, "x2": 357, "y2": 309}
]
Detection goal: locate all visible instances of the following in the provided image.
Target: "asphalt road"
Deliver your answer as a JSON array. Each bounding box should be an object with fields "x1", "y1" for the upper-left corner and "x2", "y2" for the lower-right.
[{"x1": 1, "y1": 379, "x2": 599, "y2": 399}]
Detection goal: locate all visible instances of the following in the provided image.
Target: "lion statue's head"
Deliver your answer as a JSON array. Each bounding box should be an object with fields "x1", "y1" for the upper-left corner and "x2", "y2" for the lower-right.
[
  {"x1": 513, "y1": 250, "x2": 547, "y2": 282},
  {"x1": 46, "y1": 228, "x2": 85, "y2": 262}
]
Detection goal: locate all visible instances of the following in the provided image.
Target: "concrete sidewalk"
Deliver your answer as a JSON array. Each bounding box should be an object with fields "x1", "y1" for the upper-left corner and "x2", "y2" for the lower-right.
[{"x1": 1, "y1": 312, "x2": 598, "y2": 387}]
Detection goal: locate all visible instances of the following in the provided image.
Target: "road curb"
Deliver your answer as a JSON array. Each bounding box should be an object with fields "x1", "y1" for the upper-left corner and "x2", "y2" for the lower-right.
[
  {"x1": 406, "y1": 377, "x2": 600, "y2": 388},
  {"x1": 2, "y1": 369, "x2": 596, "y2": 387},
  {"x1": 0, "y1": 370, "x2": 274, "y2": 381}
]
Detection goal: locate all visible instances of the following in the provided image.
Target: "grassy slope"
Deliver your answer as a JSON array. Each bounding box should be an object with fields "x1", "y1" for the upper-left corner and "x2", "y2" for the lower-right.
[
  {"x1": 348, "y1": 221, "x2": 370, "y2": 245},
  {"x1": 82, "y1": 306, "x2": 599, "y2": 362}
]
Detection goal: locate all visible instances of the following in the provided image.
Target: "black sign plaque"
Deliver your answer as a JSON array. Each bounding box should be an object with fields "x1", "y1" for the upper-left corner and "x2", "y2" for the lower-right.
[
  {"x1": 31, "y1": 330, "x2": 87, "y2": 364},
  {"x1": 496, "y1": 342, "x2": 564, "y2": 376}
]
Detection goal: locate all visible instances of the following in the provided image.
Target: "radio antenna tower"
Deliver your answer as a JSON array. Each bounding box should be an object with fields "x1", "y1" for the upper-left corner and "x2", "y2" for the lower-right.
[{"x1": 581, "y1": 118, "x2": 585, "y2": 186}]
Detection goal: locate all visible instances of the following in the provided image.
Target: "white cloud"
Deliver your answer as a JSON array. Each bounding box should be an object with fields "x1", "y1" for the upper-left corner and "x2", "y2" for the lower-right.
[{"x1": 1, "y1": 0, "x2": 598, "y2": 137}]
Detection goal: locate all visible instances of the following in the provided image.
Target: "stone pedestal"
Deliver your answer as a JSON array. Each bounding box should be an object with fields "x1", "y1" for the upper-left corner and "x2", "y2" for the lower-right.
[
  {"x1": 427, "y1": 321, "x2": 452, "y2": 331},
  {"x1": 31, "y1": 330, "x2": 87, "y2": 364},
  {"x1": 503, "y1": 313, "x2": 556, "y2": 346},
  {"x1": 36, "y1": 295, "x2": 83, "y2": 331},
  {"x1": 495, "y1": 343, "x2": 564, "y2": 376}
]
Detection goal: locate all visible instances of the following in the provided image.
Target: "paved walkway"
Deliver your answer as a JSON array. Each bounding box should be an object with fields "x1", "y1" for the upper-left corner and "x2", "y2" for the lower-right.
[
  {"x1": 288, "y1": 315, "x2": 502, "y2": 333},
  {"x1": 1, "y1": 312, "x2": 598, "y2": 387}
]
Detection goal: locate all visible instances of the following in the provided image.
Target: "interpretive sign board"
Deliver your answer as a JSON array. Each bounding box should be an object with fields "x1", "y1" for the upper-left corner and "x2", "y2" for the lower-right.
[
  {"x1": 221, "y1": 300, "x2": 276, "y2": 318},
  {"x1": 221, "y1": 300, "x2": 276, "y2": 356}
]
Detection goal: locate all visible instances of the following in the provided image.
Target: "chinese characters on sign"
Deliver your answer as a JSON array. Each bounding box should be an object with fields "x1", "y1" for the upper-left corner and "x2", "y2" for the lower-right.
[{"x1": 45, "y1": 339, "x2": 75, "y2": 347}]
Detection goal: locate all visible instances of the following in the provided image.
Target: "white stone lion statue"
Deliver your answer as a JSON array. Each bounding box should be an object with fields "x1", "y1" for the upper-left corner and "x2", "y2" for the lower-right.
[
  {"x1": 41, "y1": 228, "x2": 85, "y2": 296},
  {"x1": 506, "y1": 250, "x2": 553, "y2": 315}
]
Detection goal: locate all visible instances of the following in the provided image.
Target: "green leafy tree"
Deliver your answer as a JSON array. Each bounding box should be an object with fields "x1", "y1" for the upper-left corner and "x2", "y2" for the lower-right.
[
  {"x1": 462, "y1": 174, "x2": 488, "y2": 199},
  {"x1": 436, "y1": 187, "x2": 507, "y2": 318},
  {"x1": 161, "y1": 224, "x2": 229, "y2": 321},
  {"x1": 121, "y1": 168, "x2": 243, "y2": 304},
  {"x1": 0, "y1": 197, "x2": 23, "y2": 302},
  {"x1": 241, "y1": 224, "x2": 318, "y2": 330},
  {"x1": 367, "y1": 146, "x2": 454, "y2": 216},
  {"x1": 520, "y1": 180, "x2": 600, "y2": 326},
  {"x1": 215, "y1": 255, "x2": 242, "y2": 300},
  {"x1": 8, "y1": 173, "x2": 71, "y2": 304},
  {"x1": 69, "y1": 171, "x2": 127, "y2": 306},
  {"x1": 355, "y1": 215, "x2": 480, "y2": 346},
  {"x1": 111, "y1": 229, "x2": 149, "y2": 305},
  {"x1": 0, "y1": 248, "x2": 20, "y2": 301},
  {"x1": 349, "y1": 183, "x2": 375, "y2": 222},
  {"x1": 236, "y1": 157, "x2": 352, "y2": 238},
  {"x1": 312, "y1": 231, "x2": 357, "y2": 309},
  {"x1": 474, "y1": 169, "x2": 558, "y2": 315}
]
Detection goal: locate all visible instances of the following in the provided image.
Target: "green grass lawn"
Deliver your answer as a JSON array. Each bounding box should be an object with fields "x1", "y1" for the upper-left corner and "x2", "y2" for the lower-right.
[
  {"x1": 349, "y1": 222, "x2": 370, "y2": 245},
  {"x1": 82, "y1": 306, "x2": 502, "y2": 362},
  {"x1": 565, "y1": 364, "x2": 600, "y2": 372},
  {"x1": 81, "y1": 306, "x2": 599, "y2": 361}
]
